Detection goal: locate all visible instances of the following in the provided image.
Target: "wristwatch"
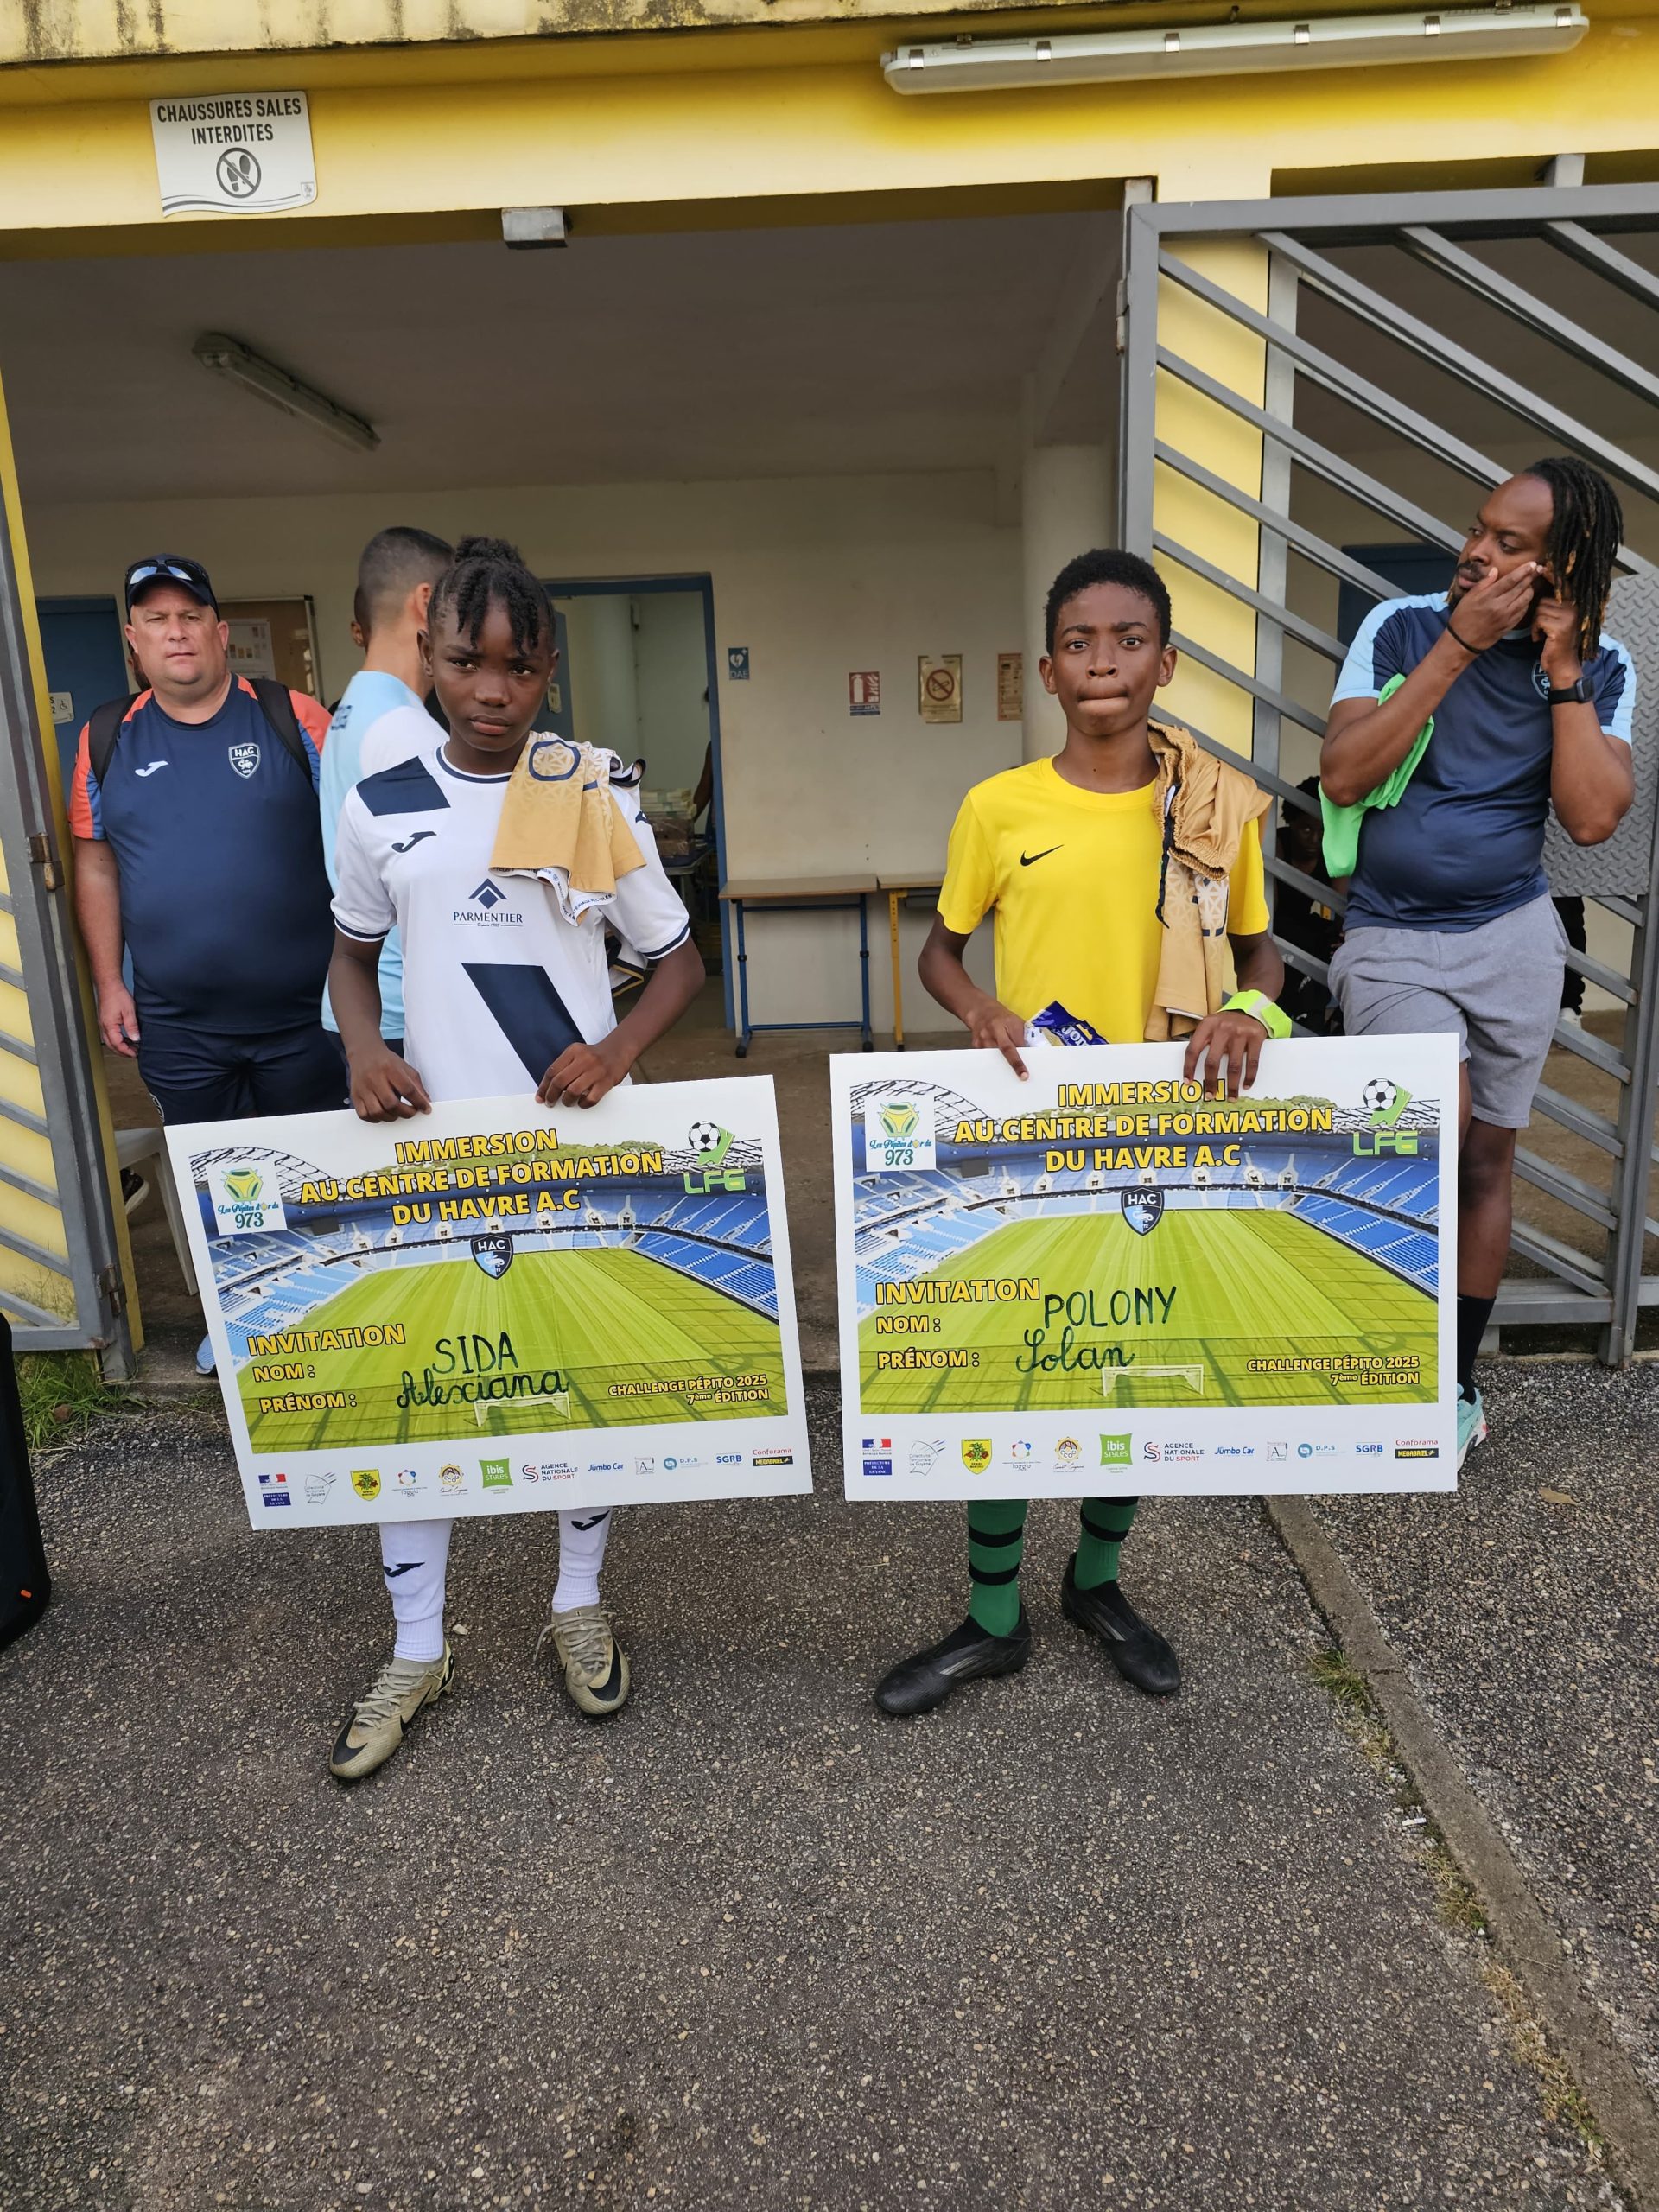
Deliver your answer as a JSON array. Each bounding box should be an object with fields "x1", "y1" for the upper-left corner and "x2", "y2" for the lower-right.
[
  {"x1": 1546, "y1": 674, "x2": 1593, "y2": 707},
  {"x1": 1222, "y1": 990, "x2": 1292, "y2": 1039}
]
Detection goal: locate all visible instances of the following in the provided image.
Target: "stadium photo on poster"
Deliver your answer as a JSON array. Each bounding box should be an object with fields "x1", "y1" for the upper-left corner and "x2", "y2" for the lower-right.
[
  {"x1": 831, "y1": 1039, "x2": 1459, "y2": 1499},
  {"x1": 167, "y1": 1077, "x2": 810, "y2": 1528}
]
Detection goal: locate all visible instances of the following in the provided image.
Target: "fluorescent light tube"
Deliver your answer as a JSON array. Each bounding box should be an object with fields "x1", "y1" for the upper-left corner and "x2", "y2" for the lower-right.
[
  {"x1": 192, "y1": 331, "x2": 380, "y2": 454},
  {"x1": 883, "y1": 4, "x2": 1587, "y2": 92}
]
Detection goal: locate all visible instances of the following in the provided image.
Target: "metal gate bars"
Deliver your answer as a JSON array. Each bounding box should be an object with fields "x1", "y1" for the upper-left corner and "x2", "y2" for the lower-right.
[{"x1": 1118, "y1": 182, "x2": 1659, "y2": 1363}]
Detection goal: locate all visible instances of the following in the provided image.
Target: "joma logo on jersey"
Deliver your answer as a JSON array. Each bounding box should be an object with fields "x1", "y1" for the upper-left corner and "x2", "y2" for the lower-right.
[{"x1": 453, "y1": 877, "x2": 524, "y2": 926}]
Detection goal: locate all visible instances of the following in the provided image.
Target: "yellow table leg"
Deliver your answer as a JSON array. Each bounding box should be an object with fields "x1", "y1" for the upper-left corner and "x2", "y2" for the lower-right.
[{"x1": 889, "y1": 890, "x2": 905, "y2": 1048}]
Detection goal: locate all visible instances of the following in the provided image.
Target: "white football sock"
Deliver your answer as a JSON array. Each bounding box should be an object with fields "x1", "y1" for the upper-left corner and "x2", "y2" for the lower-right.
[
  {"x1": 552, "y1": 1507, "x2": 614, "y2": 1613},
  {"x1": 380, "y1": 1518, "x2": 452, "y2": 1662}
]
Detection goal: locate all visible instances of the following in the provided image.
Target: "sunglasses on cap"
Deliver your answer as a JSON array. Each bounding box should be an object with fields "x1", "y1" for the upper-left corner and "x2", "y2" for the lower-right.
[{"x1": 124, "y1": 555, "x2": 219, "y2": 613}]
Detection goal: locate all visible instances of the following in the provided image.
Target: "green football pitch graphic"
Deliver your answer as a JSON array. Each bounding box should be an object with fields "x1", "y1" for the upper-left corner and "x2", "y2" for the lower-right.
[
  {"x1": 239, "y1": 1245, "x2": 787, "y2": 1453},
  {"x1": 859, "y1": 1207, "x2": 1436, "y2": 1414}
]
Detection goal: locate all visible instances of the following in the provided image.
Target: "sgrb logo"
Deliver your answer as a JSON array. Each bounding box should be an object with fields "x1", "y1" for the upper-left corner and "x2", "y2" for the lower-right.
[
  {"x1": 683, "y1": 1120, "x2": 747, "y2": 1196},
  {"x1": 1355, "y1": 1077, "x2": 1419, "y2": 1159},
  {"x1": 1121, "y1": 1187, "x2": 1165, "y2": 1237},
  {"x1": 864, "y1": 1094, "x2": 937, "y2": 1173},
  {"x1": 471, "y1": 1232, "x2": 514, "y2": 1280},
  {"x1": 961, "y1": 1438, "x2": 993, "y2": 1473},
  {"x1": 209, "y1": 1160, "x2": 287, "y2": 1236}
]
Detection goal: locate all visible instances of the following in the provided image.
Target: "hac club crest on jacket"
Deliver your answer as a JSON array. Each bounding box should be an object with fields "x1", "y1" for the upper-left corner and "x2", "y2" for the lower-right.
[
  {"x1": 471, "y1": 1233, "x2": 514, "y2": 1279},
  {"x1": 229, "y1": 741, "x2": 261, "y2": 780}
]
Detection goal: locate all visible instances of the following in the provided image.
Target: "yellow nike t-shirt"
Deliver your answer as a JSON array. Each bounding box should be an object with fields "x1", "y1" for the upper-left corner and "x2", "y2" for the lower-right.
[{"x1": 938, "y1": 757, "x2": 1270, "y2": 1043}]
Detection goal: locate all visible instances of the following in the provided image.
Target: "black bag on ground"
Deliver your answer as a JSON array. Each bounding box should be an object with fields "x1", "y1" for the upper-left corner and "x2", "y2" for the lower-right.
[{"x1": 0, "y1": 1314, "x2": 50, "y2": 1649}]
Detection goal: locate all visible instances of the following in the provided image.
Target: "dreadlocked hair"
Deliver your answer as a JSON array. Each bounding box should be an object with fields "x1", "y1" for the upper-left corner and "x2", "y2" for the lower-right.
[
  {"x1": 1522, "y1": 456, "x2": 1623, "y2": 663},
  {"x1": 429, "y1": 536, "x2": 553, "y2": 657}
]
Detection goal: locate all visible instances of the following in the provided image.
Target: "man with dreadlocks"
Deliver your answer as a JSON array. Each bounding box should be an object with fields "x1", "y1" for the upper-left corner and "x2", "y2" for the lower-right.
[
  {"x1": 325, "y1": 536, "x2": 704, "y2": 1781},
  {"x1": 1321, "y1": 459, "x2": 1635, "y2": 1465}
]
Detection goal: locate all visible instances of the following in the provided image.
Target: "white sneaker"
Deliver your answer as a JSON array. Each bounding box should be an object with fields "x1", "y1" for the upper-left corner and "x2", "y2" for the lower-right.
[
  {"x1": 329, "y1": 1643, "x2": 454, "y2": 1781},
  {"x1": 194, "y1": 1333, "x2": 217, "y2": 1376}
]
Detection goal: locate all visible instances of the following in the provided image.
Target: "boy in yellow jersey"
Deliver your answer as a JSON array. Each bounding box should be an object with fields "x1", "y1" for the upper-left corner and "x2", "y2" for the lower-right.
[{"x1": 875, "y1": 549, "x2": 1286, "y2": 1719}]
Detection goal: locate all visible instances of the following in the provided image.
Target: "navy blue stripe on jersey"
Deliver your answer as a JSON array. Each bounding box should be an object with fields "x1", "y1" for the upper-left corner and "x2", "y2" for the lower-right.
[
  {"x1": 462, "y1": 963, "x2": 583, "y2": 1079},
  {"x1": 637, "y1": 923, "x2": 692, "y2": 962},
  {"x1": 357, "y1": 755, "x2": 451, "y2": 817}
]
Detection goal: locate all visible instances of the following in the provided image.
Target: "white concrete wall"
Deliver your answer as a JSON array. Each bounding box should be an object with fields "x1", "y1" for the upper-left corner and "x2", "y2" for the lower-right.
[
  {"x1": 26, "y1": 469, "x2": 1014, "y2": 1029},
  {"x1": 557, "y1": 592, "x2": 640, "y2": 763},
  {"x1": 632, "y1": 591, "x2": 710, "y2": 800}
]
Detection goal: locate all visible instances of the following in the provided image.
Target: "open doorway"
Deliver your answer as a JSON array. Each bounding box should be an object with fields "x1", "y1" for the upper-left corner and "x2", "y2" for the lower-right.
[{"x1": 543, "y1": 575, "x2": 727, "y2": 1020}]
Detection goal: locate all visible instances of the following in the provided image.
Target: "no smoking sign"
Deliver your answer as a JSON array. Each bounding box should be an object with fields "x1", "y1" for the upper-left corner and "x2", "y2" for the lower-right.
[{"x1": 918, "y1": 654, "x2": 963, "y2": 725}]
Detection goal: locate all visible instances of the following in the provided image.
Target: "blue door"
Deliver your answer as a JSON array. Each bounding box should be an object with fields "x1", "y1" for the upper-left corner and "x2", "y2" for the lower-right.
[{"x1": 36, "y1": 598, "x2": 129, "y2": 787}]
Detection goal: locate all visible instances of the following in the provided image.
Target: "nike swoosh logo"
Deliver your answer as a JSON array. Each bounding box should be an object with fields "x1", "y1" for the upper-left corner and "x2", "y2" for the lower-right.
[
  {"x1": 1020, "y1": 846, "x2": 1061, "y2": 867},
  {"x1": 133, "y1": 762, "x2": 169, "y2": 778},
  {"x1": 391, "y1": 831, "x2": 436, "y2": 853}
]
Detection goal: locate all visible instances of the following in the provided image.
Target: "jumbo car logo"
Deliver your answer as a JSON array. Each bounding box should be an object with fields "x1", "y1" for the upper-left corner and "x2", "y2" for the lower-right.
[
  {"x1": 1121, "y1": 1187, "x2": 1165, "y2": 1236},
  {"x1": 471, "y1": 1233, "x2": 514, "y2": 1279},
  {"x1": 228, "y1": 741, "x2": 261, "y2": 780}
]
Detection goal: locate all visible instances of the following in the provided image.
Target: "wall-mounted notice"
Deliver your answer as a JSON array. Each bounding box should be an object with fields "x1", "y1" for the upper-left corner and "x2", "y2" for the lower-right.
[
  {"x1": 849, "y1": 671, "x2": 881, "y2": 716},
  {"x1": 918, "y1": 655, "x2": 963, "y2": 725},
  {"x1": 150, "y1": 93, "x2": 316, "y2": 217},
  {"x1": 996, "y1": 652, "x2": 1024, "y2": 721}
]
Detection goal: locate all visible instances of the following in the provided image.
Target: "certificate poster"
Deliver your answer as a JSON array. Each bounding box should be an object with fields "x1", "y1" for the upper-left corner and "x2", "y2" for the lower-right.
[
  {"x1": 168, "y1": 1078, "x2": 811, "y2": 1528},
  {"x1": 832, "y1": 1039, "x2": 1459, "y2": 1498}
]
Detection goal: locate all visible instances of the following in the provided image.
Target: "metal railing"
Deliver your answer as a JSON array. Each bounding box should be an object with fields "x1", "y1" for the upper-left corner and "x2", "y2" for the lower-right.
[
  {"x1": 0, "y1": 466, "x2": 133, "y2": 1372},
  {"x1": 1118, "y1": 184, "x2": 1659, "y2": 1363}
]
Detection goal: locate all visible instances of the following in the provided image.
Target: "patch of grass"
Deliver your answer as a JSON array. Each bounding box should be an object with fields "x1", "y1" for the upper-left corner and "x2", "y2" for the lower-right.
[{"x1": 14, "y1": 1349, "x2": 139, "y2": 1453}]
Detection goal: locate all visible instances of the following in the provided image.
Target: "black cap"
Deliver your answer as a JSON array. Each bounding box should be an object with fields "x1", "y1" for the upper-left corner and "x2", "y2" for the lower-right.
[{"x1": 124, "y1": 555, "x2": 219, "y2": 616}]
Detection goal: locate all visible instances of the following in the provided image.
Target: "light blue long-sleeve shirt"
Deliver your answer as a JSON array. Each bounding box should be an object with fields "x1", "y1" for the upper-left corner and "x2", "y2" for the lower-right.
[{"x1": 319, "y1": 668, "x2": 423, "y2": 1039}]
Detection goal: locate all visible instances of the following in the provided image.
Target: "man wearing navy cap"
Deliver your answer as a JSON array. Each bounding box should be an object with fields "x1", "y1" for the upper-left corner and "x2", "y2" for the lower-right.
[{"x1": 70, "y1": 556, "x2": 342, "y2": 1360}]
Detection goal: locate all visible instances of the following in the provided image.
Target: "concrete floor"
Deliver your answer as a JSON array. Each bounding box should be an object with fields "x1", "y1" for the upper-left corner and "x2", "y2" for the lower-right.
[{"x1": 0, "y1": 1383, "x2": 1629, "y2": 2212}]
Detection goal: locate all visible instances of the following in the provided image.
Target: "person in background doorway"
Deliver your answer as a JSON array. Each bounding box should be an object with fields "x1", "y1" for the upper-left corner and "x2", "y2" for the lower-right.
[
  {"x1": 69, "y1": 555, "x2": 339, "y2": 1375},
  {"x1": 1275, "y1": 776, "x2": 1344, "y2": 1035},
  {"x1": 319, "y1": 527, "x2": 454, "y2": 1056},
  {"x1": 1555, "y1": 897, "x2": 1587, "y2": 1029},
  {"x1": 877, "y1": 549, "x2": 1286, "y2": 1722},
  {"x1": 1320, "y1": 459, "x2": 1634, "y2": 1468},
  {"x1": 326, "y1": 538, "x2": 704, "y2": 1783}
]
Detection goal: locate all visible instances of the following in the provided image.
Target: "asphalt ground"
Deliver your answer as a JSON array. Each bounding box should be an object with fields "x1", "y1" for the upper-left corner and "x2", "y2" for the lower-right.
[
  {"x1": 0, "y1": 1380, "x2": 1626, "y2": 2211},
  {"x1": 1314, "y1": 1358, "x2": 1659, "y2": 2108}
]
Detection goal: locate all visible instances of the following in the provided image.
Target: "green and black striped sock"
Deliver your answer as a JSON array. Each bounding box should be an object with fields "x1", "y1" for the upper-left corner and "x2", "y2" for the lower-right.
[
  {"x1": 1075, "y1": 1497, "x2": 1139, "y2": 1591},
  {"x1": 966, "y1": 1499, "x2": 1027, "y2": 1637}
]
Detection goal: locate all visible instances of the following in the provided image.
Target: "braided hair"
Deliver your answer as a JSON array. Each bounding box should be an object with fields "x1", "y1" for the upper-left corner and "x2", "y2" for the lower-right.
[
  {"x1": 1522, "y1": 456, "x2": 1623, "y2": 663},
  {"x1": 429, "y1": 536, "x2": 553, "y2": 657}
]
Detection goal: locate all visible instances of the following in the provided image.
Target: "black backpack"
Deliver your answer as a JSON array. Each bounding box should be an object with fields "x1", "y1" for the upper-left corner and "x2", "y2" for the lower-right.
[{"x1": 86, "y1": 676, "x2": 310, "y2": 787}]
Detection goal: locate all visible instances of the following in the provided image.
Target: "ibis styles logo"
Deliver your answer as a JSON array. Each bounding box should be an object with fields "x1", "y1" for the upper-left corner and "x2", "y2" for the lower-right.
[
  {"x1": 864, "y1": 1094, "x2": 937, "y2": 1173},
  {"x1": 209, "y1": 1160, "x2": 287, "y2": 1236},
  {"x1": 1354, "y1": 1077, "x2": 1419, "y2": 1158},
  {"x1": 683, "y1": 1120, "x2": 747, "y2": 1195},
  {"x1": 1099, "y1": 1434, "x2": 1133, "y2": 1465}
]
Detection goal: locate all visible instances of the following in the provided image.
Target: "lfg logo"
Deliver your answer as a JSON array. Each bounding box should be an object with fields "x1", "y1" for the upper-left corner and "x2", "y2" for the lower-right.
[
  {"x1": 683, "y1": 1120, "x2": 747, "y2": 1195},
  {"x1": 1353, "y1": 1077, "x2": 1420, "y2": 1158}
]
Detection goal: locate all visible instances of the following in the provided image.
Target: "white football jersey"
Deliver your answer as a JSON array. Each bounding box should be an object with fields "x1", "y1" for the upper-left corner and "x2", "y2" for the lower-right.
[{"x1": 332, "y1": 741, "x2": 690, "y2": 1103}]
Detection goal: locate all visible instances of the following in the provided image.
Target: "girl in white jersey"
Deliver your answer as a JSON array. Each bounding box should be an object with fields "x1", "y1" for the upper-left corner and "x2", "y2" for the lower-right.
[{"x1": 326, "y1": 537, "x2": 704, "y2": 1783}]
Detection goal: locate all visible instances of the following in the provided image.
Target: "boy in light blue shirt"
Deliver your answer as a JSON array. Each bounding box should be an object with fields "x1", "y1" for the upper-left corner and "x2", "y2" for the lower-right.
[{"x1": 320, "y1": 526, "x2": 453, "y2": 1049}]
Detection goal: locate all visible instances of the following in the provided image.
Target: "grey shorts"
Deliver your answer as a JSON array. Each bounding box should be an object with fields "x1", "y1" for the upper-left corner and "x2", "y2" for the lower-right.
[{"x1": 1330, "y1": 893, "x2": 1567, "y2": 1129}]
